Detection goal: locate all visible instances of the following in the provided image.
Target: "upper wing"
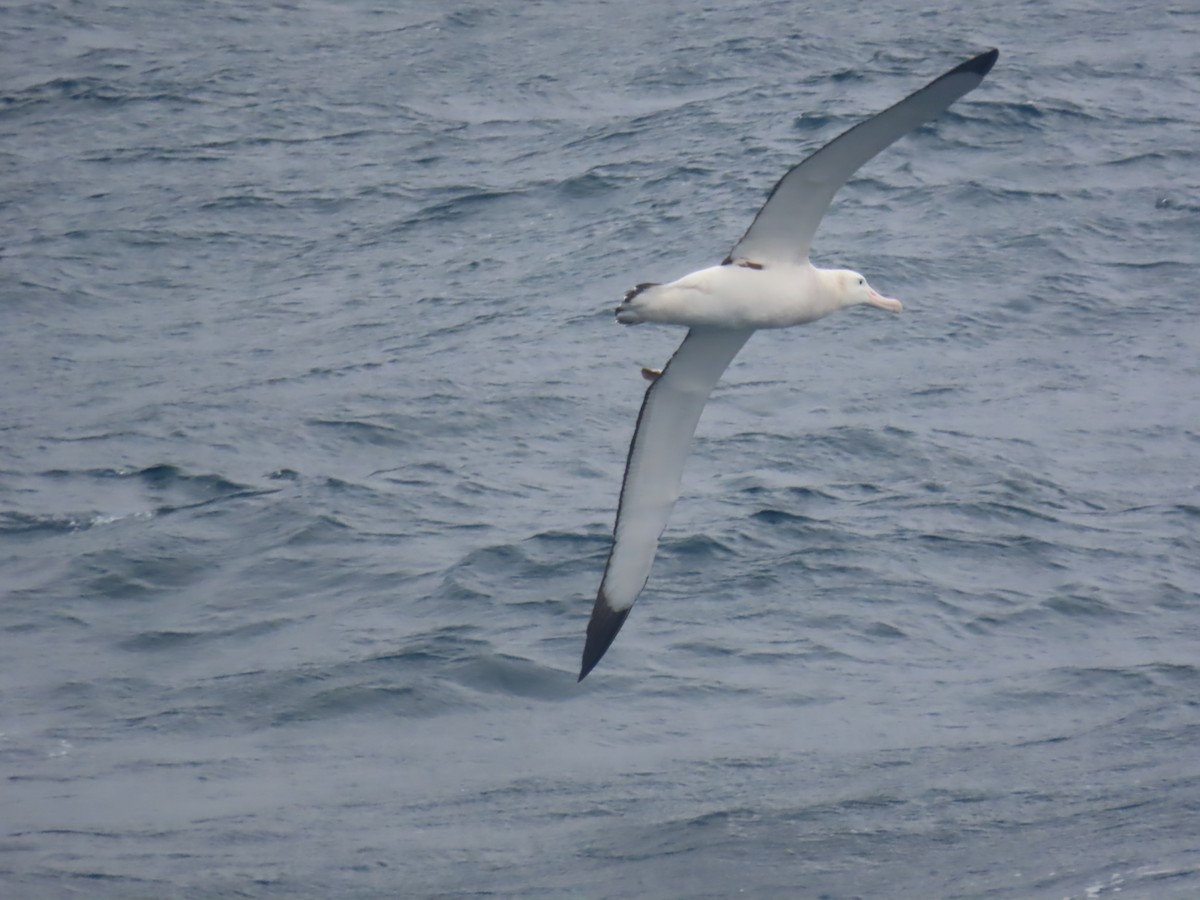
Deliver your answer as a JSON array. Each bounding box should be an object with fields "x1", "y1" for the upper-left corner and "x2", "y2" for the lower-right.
[
  {"x1": 580, "y1": 327, "x2": 754, "y2": 680},
  {"x1": 725, "y1": 48, "x2": 998, "y2": 267}
]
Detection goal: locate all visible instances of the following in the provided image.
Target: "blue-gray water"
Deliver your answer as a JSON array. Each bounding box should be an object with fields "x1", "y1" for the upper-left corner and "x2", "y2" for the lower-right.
[{"x1": 3, "y1": 2, "x2": 1199, "y2": 898}]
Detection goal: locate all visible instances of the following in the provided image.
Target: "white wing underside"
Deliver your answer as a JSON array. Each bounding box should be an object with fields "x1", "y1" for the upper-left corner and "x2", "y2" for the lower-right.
[
  {"x1": 726, "y1": 50, "x2": 996, "y2": 266},
  {"x1": 581, "y1": 49, "x2": 998, "y2": 679},
  {"x1": 599, "y1": 328, "x2": 754, "y2": 611}
]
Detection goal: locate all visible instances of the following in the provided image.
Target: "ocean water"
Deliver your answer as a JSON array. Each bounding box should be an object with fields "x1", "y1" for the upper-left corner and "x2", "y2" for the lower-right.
[{"x1": 3, "y1": 1, "x2": 1199, "y2": 897}]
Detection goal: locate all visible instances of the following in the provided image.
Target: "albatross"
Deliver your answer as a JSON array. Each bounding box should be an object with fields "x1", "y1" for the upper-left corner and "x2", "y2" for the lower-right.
[{"x1": 580, "y1": 48, "x2": 998, "y2": 681}]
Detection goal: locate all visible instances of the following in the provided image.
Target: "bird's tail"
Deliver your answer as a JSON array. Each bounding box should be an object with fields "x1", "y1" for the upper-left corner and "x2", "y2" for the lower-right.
[{"x1": 615, "y1": 282, "x2": 661, "y2": 324}]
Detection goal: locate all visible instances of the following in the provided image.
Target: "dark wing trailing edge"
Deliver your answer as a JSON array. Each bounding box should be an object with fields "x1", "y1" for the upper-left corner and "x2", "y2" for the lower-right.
[{"x1": 724, "y1": 49, "x2": 998, "y2": 267}]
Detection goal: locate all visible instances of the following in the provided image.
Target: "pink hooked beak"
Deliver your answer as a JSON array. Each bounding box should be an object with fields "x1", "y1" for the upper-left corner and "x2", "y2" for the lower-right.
[{"x1": 866, "y1": 288, "x2": 903, "y2": 312}]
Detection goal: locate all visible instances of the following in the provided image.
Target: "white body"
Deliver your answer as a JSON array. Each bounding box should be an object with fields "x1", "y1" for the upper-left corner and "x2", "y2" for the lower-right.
[{"x1": 619, "y1": 263, "x2": 901, "y2": 330}]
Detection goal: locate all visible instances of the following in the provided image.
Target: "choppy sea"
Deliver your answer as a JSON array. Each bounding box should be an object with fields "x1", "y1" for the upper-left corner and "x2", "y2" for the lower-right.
[{"x1": 3, "y1": 1, "x2": 1200, "y2": 898}]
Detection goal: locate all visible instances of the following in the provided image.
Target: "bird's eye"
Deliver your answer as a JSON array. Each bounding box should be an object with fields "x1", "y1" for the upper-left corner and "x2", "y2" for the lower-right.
[{"x1": 858, "y1": 278, "x2": 864, "y2": 285}]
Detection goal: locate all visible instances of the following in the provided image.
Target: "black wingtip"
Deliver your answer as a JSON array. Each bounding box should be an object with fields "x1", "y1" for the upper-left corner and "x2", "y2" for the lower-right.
[
  {"x1": 958, "y1": 48, "x2": 999, "y2": 79},
  {"x1": 578, "y1": 590, "x2": 631, "y2": 681}
]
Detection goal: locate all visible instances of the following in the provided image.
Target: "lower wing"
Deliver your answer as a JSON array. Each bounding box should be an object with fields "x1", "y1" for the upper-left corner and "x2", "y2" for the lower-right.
[{"x1": 580, "y1": 327, "x2": 755, "y2": 680}]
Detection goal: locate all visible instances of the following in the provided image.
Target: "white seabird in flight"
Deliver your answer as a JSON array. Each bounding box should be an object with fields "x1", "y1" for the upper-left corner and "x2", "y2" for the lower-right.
[{"x1": 579, "y1": 49, "x2": 999, "y2": 681}]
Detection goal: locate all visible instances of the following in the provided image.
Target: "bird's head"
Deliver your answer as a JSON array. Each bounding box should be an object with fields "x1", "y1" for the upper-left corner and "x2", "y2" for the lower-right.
[{"x1": 837, "y1": 269, "x2": 903, "y2": 313}]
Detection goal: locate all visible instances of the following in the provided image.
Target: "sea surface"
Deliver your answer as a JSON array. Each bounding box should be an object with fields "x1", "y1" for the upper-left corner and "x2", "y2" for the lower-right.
[{"x1": 3, "y1": 1, "x2": 1199, "y2": 898}]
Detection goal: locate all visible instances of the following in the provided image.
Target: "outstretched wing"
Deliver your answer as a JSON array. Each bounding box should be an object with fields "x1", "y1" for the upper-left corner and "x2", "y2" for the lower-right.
[
  {"x1": 580, "y1": 327, "x2": 754, "y2": 680},
  {"x1": 725, "y1": 48, "x2": 998, "y2": 267}
]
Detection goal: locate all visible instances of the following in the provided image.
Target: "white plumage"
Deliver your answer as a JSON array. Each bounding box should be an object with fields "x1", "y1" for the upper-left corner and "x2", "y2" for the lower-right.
[{"x1": 580, "y1": 48, "x2": 999, "y2": 681}]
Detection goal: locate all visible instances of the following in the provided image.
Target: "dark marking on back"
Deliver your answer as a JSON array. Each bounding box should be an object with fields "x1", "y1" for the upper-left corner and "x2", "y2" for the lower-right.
[{"x1": 721, "y1": 256, "x2": 764, "y2": 270}]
